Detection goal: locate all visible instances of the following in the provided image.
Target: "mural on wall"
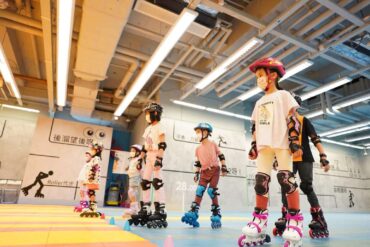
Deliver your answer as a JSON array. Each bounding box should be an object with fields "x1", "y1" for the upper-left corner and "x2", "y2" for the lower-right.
[
  {"x1": 349, "y1": 190, "x2": 355, "y2": 208},
  {"x1": 21, "y1": 170, "x2": 54, "y2": 198},
  {"x1": 19, "y1": 116, "x2": 113, "y2": 205}
]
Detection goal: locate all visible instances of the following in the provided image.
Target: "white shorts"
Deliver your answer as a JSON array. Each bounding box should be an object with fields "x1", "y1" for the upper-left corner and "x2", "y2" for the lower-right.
[{"x1": 129, "y1": 176, "x2": 141, "y2": 187}]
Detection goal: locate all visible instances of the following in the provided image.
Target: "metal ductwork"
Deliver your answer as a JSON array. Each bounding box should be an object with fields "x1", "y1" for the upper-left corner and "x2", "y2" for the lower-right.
[
  {"x1": 71, "y1": 0, "x2": 135, "y2": 118},
  {"x1": 134, "y1": 0, "x2": 215, "y2": 38}
]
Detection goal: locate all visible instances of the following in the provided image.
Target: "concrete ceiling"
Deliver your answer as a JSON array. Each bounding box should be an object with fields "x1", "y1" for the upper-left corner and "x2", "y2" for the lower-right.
[{"x1": 0, "y1": 0, "x2": 369, "y2": 147}]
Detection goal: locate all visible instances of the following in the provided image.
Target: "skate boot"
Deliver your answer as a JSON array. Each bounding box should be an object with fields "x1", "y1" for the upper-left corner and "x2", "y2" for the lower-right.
[
  {"x1": 273, "y1": 206, "x2": 287, "y2": 236},
  {"x1": 238, "y1": 208, "x2": 271, "y2": 247},
  {"x1": 181, "y1": 202, "x2": 200, "y2": 227},
  {"x1": 147, "y1": 202, "x2": 168, "y2": 229},
  {"x1": 123, "y1": 202, "x2": 140, "y2": 218},
  {"x1": 129, "y1": 201, "x2": 151, "y2": 227},
  {"x1": 74, "y1": 200, "x2": 89, "y2": 213},
  {"x1": 210, "y1": 204, "x2": 222, "y2": 229},
  {"x1": 80, "y1": 201, "x2": 104, "y2": 218},
  {"x1": 308, "y1": 207, "x2": 329, "y2": 239},
  {"x1": 282, "y1": 209, "x2": 303, "y2": 247}
]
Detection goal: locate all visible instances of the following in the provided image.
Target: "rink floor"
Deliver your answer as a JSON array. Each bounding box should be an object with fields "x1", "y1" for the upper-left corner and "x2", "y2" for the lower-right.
[{"x1": 0, "y1": 204, "x2": 369, "y2": 247}]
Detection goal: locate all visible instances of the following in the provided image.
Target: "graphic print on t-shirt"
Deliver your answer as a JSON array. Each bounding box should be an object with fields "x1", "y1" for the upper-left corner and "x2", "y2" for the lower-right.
[
  {"x1": 258, "y1": 101, "x2": 274, "y2": 126},
  {"x1": 145, "y1": 127, "x2": 154, "y2": 151}
]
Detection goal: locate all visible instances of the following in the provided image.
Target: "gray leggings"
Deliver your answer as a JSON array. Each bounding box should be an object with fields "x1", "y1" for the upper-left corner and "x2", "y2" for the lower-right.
[{"x1": 282, "y1": 161, "x2": 320, "y2": 208}]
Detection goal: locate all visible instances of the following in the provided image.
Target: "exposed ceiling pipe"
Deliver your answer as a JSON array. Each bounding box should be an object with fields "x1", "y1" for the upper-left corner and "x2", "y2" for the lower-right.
[
  {"x1": 217, "y1": 4, "x2": 370, "y2": 108},
  {"x1": 189, "y1": 27, "x2": 227, "y2": 67},
  {"x1": 188, "y1": 0, "x2": 309, "y2": 98},
  {"x1": 125, "y1": 24, "x2": 227, "y2": 61},
  {"x1": 114, "y1": 59, "x2": 140, "y2": 99},
  {"x1": 316, "y1": 0, "x2": 365, "y2": 26},
  {"x1": 147, "y1": 46, "x2": 194, "y2": 100},
  {"x1": 185, "y1": 27, "x2": 218, "y2": 66},
  {"x1": 40, "y1": 0, "x2": 55, "y2": 114},
  {"x1": 214, "y1": 36, "x2": 280, "y2": 93},
  {"x1": 71, "y1": 0, "x2": 135, "y2": 117},
  {"x1": 114, "y1": 53, "x2": 200, "y2": 80},
  {"x1": 0, "y1": 9, "x2": 40, "y2": 29},
  {"x1": 115, "y1": 46, "x2": 206, "y2": 78},
  {"x1": 0, "y1": 19, "x2": 42, "y2": 36}
]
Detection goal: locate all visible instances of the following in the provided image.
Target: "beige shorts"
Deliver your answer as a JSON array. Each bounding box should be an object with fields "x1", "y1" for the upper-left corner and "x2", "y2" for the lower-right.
[{"x1": 257, "y1": 147, "x2": 292, "y2": 176}]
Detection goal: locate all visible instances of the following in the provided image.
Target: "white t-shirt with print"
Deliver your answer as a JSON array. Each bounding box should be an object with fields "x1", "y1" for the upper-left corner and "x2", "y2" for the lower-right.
[
  {"x1": 127, "y1": 157, "x2": 142, "y2": 178},
  {"x1": 142, "y1": 123, "x2": 165, "y2": 151},
  {"x1": 251, "y1": 90, "x2": 299, "y2": 151}
]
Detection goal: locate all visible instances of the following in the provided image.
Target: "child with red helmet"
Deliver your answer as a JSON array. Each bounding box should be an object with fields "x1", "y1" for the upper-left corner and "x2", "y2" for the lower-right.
[{"x1": 238, "y1": 58, "x2": 303, "y2": 247}]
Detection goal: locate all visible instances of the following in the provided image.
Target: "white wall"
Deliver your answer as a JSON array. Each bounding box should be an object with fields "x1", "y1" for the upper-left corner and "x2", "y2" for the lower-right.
[
  {"x1": 18, "y1": 116, "x2": 113, "y2": 206},
  {"x1": 0, "y1": 108, "x2": 38, "y2": 180},
  {"x1": 128, "y1": 88, "x2": 370, "y2": 212}
]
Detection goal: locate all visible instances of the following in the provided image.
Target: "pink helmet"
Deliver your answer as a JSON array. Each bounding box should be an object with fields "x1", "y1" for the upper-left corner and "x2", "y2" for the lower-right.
[{"x1": 249, "y1": 57, "x2": 286, "y2": 78}]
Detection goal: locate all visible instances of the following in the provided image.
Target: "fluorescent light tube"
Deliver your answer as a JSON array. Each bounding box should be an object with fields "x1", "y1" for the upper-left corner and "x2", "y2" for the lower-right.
[
  {"x1": 280, "y1": 59, "x2": 313, "y2": 82},
  {"x1": 301, "y1": 77, "x2": 351, "y2": 101},
  {"x1": 1, "y1": 104, "x2": 39, "y2": 113},
  {"x1": 319, "y1": 121, "x2": 370, "y2": 137},
  {"x1": 305, "y1": 110, "x2": 324, "y2": 119},
  {"x1": 173, "y1": 100, "x2": 206, "y2": 110},
  {"x1": 56, "y1": 0, "x2": 75, "y2": 107},
  {"x1": 321, "y1": 138, "x2": 364, "y2": 149},
  {"x1": 173, "y1": 100, "x2": 251, "y2": 120},
  {"x1": 333, "y1": 94, "x2": 370, "y2": 110},
  {"x1": 346, "y1": 134, "x2": 370, "y2": 143},
  {"x1": 195, "y1": 37, "x2": 263, "y2": 90},
  {"x1": 327, "y1": 126, "x2": 370, "y2": 138},
  {"x1": 114, "y1": 8, "x2": 198, "y2": 116},
  {"x1": 237, "y1": 87, "x2": 262, "y2": 101},
  {"x1": 0, "y1": 43, "x2": 20, "y2": 98}
]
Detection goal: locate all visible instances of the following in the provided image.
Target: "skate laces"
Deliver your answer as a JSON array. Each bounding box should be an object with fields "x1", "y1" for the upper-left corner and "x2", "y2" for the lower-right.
[
  {"x1": 286, "y1": 213, "x2": 304, "y2": 237},
  {"x1": 247, "y1": 212, "x2": 268, "y2": 233},
  {"x1": 286, "y1": 213, "x2": 303, "y2": 221},
  {"x1": 252, "y1": 212, "x2": 268, "y2": 220}
]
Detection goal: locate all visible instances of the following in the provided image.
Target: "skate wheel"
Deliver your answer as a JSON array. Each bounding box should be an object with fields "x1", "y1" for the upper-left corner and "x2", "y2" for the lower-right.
[
  {"x1": 193, "y1": 221, "x2": 199, "y2": 228},
  {"x1": 272, "y1": 227, "x2": 278, "y2": 236},
  {"x1": 309, "y1": 229, "x2": 315, "y2": 239},
  {"x1": 237, "y1": 235, "x2": 246, "y2": 247},
  {"x1": 265, "y1": 234, "x2": 271, "y2": 243},
  {"x1": 100, "y1": 213, "x2": 105, "y2": 219},
  {"x1": 163, "y1": 222, "x2": 168, "y2": 228},
  {"x1": 284, "y1": 241, "x2": 290, "y2": 247}
]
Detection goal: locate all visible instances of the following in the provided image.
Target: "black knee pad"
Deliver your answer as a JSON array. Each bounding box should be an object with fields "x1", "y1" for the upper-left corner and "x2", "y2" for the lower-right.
[
  {"x1": 277, "y1": 170, "x2": 298, "y2": 194},
  {"x1": 152, "y1": 178, "x2": 164, "y2": 190},
  {"x1": 254, "y1": 172, "x2": 271, "y2": 196},
  {"x1": 141, "y1": 179, "x2": 152, "y2": 191},
  {"x1": 300, "y1": 181, "x2": 313, "y2": 195},
  {"x1": 88, "y1": 190, "x2": 95, "y2": 197}
]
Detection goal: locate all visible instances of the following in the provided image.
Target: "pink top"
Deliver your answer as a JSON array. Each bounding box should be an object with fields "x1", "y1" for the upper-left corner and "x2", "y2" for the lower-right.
[
  {"x1": 195, "y1": 140, "x2": 221, "y2": 170},
  {"x1": 251, "y1": 90, "x2": 299, "y2": 151}
]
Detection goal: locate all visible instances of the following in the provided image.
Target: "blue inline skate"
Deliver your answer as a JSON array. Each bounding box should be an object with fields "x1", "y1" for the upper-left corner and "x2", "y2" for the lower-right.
[{"x1": 181, "y1": 202, "x2": 200, "y2": 227}]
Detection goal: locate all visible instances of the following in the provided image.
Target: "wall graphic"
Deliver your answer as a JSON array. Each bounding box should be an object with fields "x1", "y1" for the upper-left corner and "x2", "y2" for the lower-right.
[{"x1": 18, "y1": 116, "x2": 113, "y2": 205}]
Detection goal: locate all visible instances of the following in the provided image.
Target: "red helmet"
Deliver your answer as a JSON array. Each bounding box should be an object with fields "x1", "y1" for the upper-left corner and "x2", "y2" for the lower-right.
[{"x1": 249, "y1": 57, "x2": 286, "y2": 77}]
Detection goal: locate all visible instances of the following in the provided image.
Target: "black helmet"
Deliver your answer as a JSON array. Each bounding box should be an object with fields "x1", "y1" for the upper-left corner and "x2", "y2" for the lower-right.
[{"x1": 143, "y1": 102, "x2": 163, "y2": 122}]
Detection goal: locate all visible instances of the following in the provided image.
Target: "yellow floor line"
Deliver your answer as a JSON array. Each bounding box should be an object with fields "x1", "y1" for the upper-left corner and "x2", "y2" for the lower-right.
[
  {"x1": 0, "y1": 216, "x2": 103, "y2": 223},
  {"x1": 0, "y1": 230, "x2": 146, "y2": 246},
  {"x1": 0, "y1": 224, "x2": 116, "y2": 228}
]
